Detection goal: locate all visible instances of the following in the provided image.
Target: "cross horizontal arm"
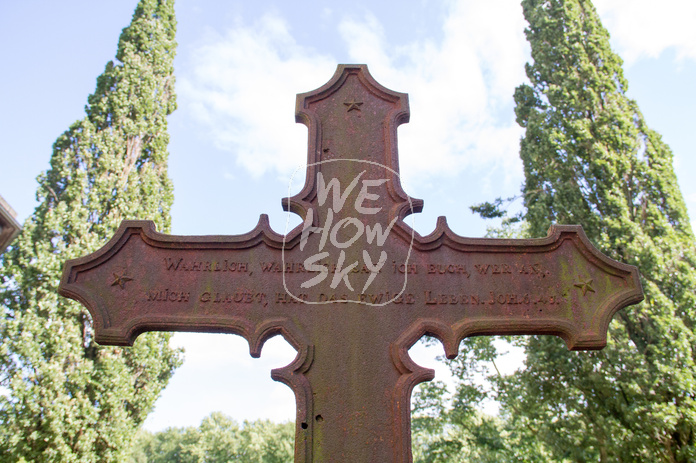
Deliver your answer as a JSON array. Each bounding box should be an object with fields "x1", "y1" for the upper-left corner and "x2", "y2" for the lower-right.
[
  {"x1": 59, "y1": 216, "x2": 310, "y2": 347},
  {"x1": 59, "y1": 217, "x2": 642, "y2": 351},
  {"x1": 59, "y1": 65, "x2": 644, "y2": 463},
  {"x1": 401, "y1": 217, "x2": 644, "y2": 350}
]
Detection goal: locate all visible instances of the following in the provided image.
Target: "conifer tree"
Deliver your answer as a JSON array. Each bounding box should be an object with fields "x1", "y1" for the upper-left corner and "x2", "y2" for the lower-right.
[
  {"x1": 505, "y1": 0, "x2": 696, "y2": 460},
  {"x1": 0, "y1": 1, "x2": 181, "y2": 461}
]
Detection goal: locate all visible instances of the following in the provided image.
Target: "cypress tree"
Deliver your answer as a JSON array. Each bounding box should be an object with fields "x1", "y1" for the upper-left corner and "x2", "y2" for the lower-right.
[
  {"x1": 505, "y1": 0, "x2": 696, "y2": 460},
  {"x1": 0, "y1": 1, "x2": 181, "y2": 461}
]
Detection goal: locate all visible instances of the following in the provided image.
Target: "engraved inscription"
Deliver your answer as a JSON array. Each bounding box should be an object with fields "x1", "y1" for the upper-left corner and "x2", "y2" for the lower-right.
[
  {"x1": 426, "y1": 264, "x2": 469, "y2": 277},
  {"x1": 164, "y1": 258, "x2": 248, "y2": 273},
  {"x1": 156, "y1": 259, "x2": 557, "y2": 282},
  {"x1": 199, "y1": 289, "x2": 268, "y2": 307},
  {"x1": 516, "y1": 263, "x2": 551, "y2": 277},
  {"x1": 58, "y1": 65, "x2": 644, "y2": 463},
  {"x1": 355, "y1": 292, "x2": 415, "y2": 304},
  {"x1": 423, "y1": 290, "x2": 563, "y2": 306},
  {"x1": 144, "y1": 257, "x2": 569, "y2": 313},
  {"x1": 262, "y1": 262, "x2": 307, "y2": 273},
  {"x1": 276, "y1": 293, "x2": 309, "y2": 303},
  {"x1": 486, "y1": 291, "x2": 562, "y2": 306},
  {"x1": 394, "y1": 262, "x2": 418, "y2": 274},
  {"x1": 147, "y1": 289, "x2": 190, "y2": 302},
  {"x1": 424, "y1": 291, "x2": 481, "y2": 305},
  {"x1": 296, "y1": 169, "x2": 396, "y2": 295},
  {"x1": 262, "y1": 260, "x2": 381, "y2": 275},
  {"x1": 474, "y1": 264, "x2": 513, "y2": 275}
]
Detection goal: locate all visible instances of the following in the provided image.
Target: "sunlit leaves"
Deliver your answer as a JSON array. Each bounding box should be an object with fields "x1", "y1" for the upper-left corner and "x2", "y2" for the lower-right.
[
  {"x1": 505, "y1": 0, "x2": 696, "y2": 461},
  {"x1": 0, "y1": 1, "x2": 181, "y2": 461}
]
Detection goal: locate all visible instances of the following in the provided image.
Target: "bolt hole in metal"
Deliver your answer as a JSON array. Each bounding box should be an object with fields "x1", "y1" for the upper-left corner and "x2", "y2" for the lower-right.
[
  {"x1": 315, "y1": 414, "x2": 324, "y2": 422},
  {"x1": 301, "y1": 422, "x2": 308, "y2": 429}
]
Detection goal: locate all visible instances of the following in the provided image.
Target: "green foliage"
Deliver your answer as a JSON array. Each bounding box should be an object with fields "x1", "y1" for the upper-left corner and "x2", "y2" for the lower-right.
[
  {"x1": 426, "y1": 2, "x2": 696, "y2": 460},
  {"x1": 470, "y1": 197, "x2": 524, "y2": 236},
  {"x1": 0, "y1": 1, "x2": 182, "y2": 461},
  {"x1": 470, "y1": 198, "x2": 509, "y2": 219},
  {"x1": 469, "y1": 196, "x2": 523, "y2": 221},
  {"x1": 500, "y1": 0, "x2": 696, "y2": 461},
  {"x1": 411, "y1": 338, "x2": 553, "y2": 462},
  {"x1": 128, "y1": 413, "x2": 294, "y2": 463},
  {"x1": 411, "y1": 337, "x2": 550, "y2": 463}
]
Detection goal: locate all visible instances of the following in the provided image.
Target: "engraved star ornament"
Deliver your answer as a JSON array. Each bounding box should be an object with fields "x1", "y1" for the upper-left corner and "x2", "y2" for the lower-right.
[
  {"x1": 111, "y1": 271, "x2": 133, "y2": 289},
  {"x1": 59, "y1": 65, "x2": 644, "y2": 463},
  {"x1": 574, "y1": 278, "x2": 596, "y2": 296},
  {"x1": 343, "y1": 99, "x2": 363, "y2": 111}
]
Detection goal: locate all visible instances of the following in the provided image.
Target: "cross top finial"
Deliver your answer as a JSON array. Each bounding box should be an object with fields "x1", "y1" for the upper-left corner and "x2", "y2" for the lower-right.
[
  {"x1": 59, "y1": 65, "x2": 644, "y2": 463},
  {"x1": 285, "y1": 65, "x2": 422, "y2": 225}
]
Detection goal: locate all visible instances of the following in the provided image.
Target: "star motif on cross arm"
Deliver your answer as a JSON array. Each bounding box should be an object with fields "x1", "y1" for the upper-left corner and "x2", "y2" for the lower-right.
[
  {"x1": 574, "y1": 279, "x2": 595, "y2": 296},
  {"x1": 344, "y1": 99, "x2": 363, "y2": 112},
  {"x1": 111, "y1": 271, "x2": 133, "y2": 290}
]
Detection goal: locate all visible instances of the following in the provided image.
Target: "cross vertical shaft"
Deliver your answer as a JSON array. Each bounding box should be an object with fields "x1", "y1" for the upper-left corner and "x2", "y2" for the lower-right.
[{"x1": 59, "y1": 65, "x2": 644, "y2": 462}]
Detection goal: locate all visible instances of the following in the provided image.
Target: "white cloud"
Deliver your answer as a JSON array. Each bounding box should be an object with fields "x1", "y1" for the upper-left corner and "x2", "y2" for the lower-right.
[
  {"x1": 594, "y1": 0, "x2": 696, "y2": 64},
  {"x1": 179, "y1": 14, "x2": 336, "y2": 177},
  {"x1": 336, "y1": 1, "x2": 528, "y2": 185},
  {"x1": 179, "y1": 1, "x2": 529, "y2": 186}
]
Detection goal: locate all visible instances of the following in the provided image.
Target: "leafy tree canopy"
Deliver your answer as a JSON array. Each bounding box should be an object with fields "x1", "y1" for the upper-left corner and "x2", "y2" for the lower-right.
[
  {"x1": 0, "y1": 1, "x2": 182, "y2": 461},
  {"x1": 423, "y1": 0, "x2": 696, "y2": 461},
  {"x1": 128, "y1": 413, "x2": 294, "y2": 463}
]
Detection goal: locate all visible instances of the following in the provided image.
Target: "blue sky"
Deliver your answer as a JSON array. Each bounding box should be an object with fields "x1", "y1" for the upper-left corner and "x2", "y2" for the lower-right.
[{"x1": 1, "y1": 0, "x2": 695, "y2": 431}]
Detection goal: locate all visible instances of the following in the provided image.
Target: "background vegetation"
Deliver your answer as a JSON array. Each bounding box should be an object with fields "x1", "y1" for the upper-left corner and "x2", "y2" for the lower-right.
[
  {"x1": 2, "y1": 0, "x2": 693, "y2": 461},
  {"x1": 0, "y1": 1, "x2": 181, "y2": 461},
  {"x1": 411, "y1": 0, "x2": 696, "y2": 461}
]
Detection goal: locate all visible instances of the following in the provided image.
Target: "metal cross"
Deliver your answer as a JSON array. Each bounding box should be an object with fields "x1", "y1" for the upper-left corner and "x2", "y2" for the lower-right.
[{"x1": 60, "y1": 65, "x2": 643, "y2": 462}]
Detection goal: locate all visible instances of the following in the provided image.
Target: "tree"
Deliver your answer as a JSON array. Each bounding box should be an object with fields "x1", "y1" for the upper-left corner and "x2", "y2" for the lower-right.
[
  {"x1": 502, "y1": 0, "x2": 696, "y2": 461},
  {"x1": 0, "y1": 1, "x2": 181, "y2": 461},
  {"x1": 129, "y1": 413, "x2": 294, "y2": 463},
  {"x1": 411, "y1": 338, "x2": 552, "y2": 462}
]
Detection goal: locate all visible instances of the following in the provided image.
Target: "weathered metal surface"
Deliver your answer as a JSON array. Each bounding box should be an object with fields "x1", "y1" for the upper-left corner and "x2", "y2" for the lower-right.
[
  {"x1": 0, "y1": 194, "x2": 21, "y2": 255},
  {"x1": 59, "y1": 65, "x2": 644, "y2": 463}
]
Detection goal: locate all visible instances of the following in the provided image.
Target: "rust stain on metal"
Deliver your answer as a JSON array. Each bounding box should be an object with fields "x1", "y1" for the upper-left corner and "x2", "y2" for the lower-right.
[{"x1": 59, "y1": 65, "x2": 644, "y2": 462}]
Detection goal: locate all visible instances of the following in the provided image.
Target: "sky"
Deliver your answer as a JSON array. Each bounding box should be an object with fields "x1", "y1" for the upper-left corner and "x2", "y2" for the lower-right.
[{"x1": 1, "y1": 0, "x2": 695, "y2": 432}]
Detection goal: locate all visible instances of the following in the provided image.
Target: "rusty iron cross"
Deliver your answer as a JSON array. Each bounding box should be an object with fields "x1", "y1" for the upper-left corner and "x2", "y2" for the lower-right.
[{"x1": 60, "y1": 65, "x2": 643, "y2": 462}]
